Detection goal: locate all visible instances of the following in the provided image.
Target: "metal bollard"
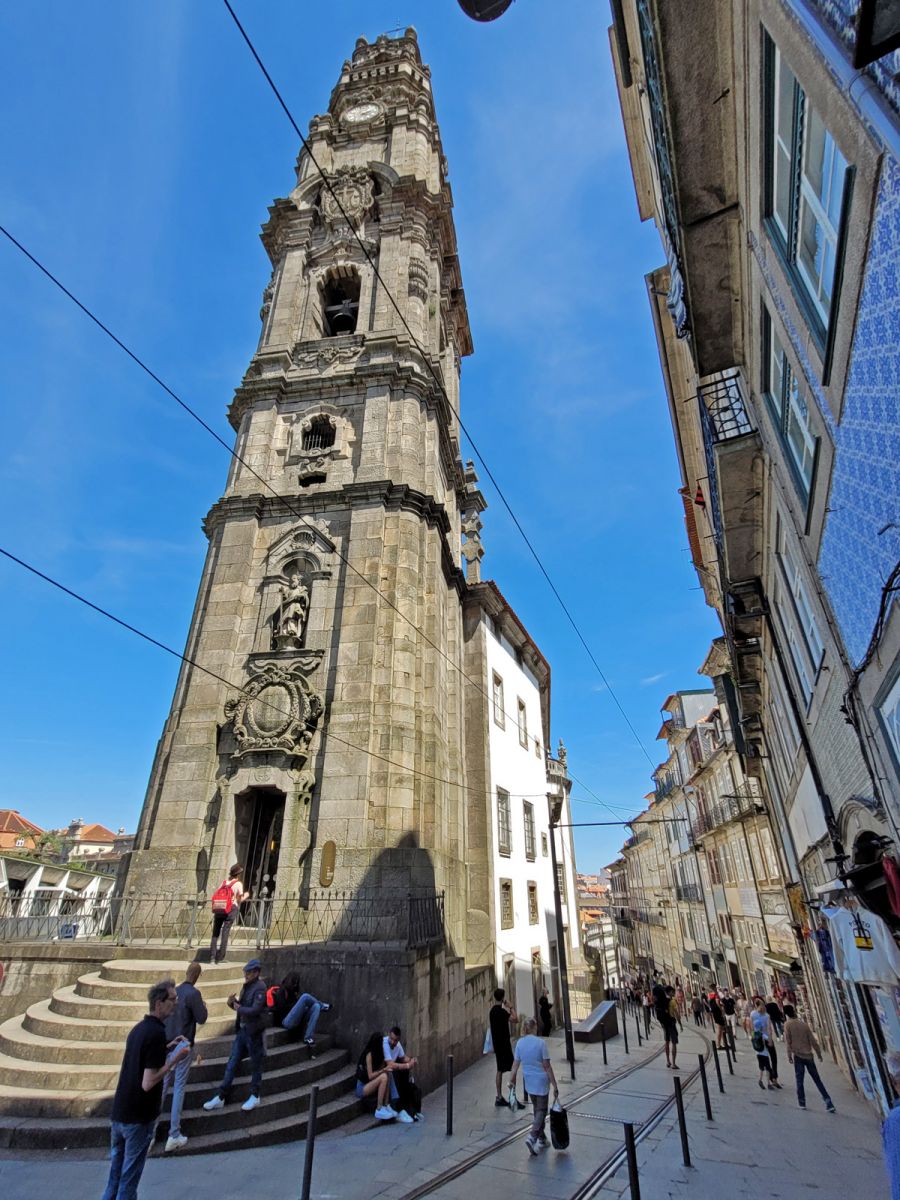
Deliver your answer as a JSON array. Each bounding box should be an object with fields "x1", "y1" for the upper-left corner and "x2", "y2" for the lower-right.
[
  {"x1": 624, "y1": 1121, "x2": 641, "y2": 1200},
  {"x1": 601, "y1": 1025, "x2": 608, "y2": 1066},
  {"x1": 300, "y1": 1084, "x2": 319, "y2": 1200},
  {"x1": 446, "y1": 1053, "x2": 453, "y2": 1136},
  {"x1": 698, "y1": 1054, "x2": 713, "y2": 1121},
  {"x1": 636, "y1": 1012, "x2": 642, "y2": 1045},
  {"x1": 623, "y1": 1012, "x2": 630, "y2": 1055},
  {"x1": 711, "y1": 1044, "x2": 725, "y2": 1093},
  {"x1": 674, "y1": 1076, "x2": 691, "y2": 1167},
  {"x1": 724, "y1": 1042, "x2": 734, "y2": 1075}
]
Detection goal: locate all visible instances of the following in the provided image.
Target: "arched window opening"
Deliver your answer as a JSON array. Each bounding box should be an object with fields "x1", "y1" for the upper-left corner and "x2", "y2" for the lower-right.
[
  {"x1": 322, "y1": 273, "x2": 360, "y2": 336},
  {"x1": 302, "y1": 415, "x2": 336, "y2": 452}
]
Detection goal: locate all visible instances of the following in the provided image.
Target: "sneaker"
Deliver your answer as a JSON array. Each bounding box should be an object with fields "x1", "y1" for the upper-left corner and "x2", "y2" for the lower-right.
[
  {"x1": 396, "y1": 1110, "x2": 415, "y2": 1124},
  {"x1": 413, "y1": 1112, "x2": 424, "y2": 1122},
  {"x1": 525, "y1": 1134, "x2": 539, "y2": 1156},
  {"x1": 375, "y1": 1106, "x2": 396, "y2": 1120},
  {"x1": 242, "y1": 1095, "x2": 260, "y2": 1112},
  {"x1": 767, "y1": 1083, "x2": 777, "y2": 1090},
  {"x1": 798, "y1": 1103, "x2": 806, "y2": 1109},
  {"x1": 495, "y1": 1096, "x2": 510, "y2": 1107},
  {"x1": 320, "y1": 1002, "x2": 332, "y2": 1012},
  {"x1": 537, "y1": 1134, "x2": 549, "y2": 1147},
  {"x1": 758, "y1": 1080, "x2": 765, "y2": 1090},
  {"x1": 826, "y1": 1103, "x2": 836, "y2": 1113},
  {"x1": 203, "y1": 1095, "x2": 225, "y2": 1111},
  {"x1": 164, "y1": 1134, "x2": 188, "y2": 1153}
]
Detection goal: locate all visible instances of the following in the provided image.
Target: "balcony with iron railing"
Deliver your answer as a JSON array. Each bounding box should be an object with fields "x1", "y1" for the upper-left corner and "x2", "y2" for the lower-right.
[
  {"x1": 624, "y1": 829, "x2": 652, "y2": 850},
  {"x1": 697, "y1": 369, "x2": 764, "y2": 581},
  {"x1": 690, "y1": 782, "x2": 765, "y2": 840}
]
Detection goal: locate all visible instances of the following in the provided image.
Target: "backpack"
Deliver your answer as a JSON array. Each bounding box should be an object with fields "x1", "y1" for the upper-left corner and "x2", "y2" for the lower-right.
[
  {"x1": 211, "y1": 879, "x2": 234, "y2": 915},
  {"x1": 751, "y1": 1030, "x2": 765, "y2": 1053}
]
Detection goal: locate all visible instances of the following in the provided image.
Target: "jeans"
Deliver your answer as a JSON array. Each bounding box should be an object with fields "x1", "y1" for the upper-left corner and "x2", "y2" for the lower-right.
[
  {"x1": 101, "y1": 1120, "x2": 154, "y2": 1200},
  {"x1": 161, "y1": 1045, "x2": 194, "y2": 1138},
  {"x1": 219, "y1": 1028, "x2": 266, "y2": 1098},
  {"x1": 209, "y1": 911, "x2": 235, "y2": 963},
  {"x1": 529, "y1": 1092, "x2": 549, "y2": 1138},
  {"x1": 794, "y1": 1056, "x2": 832, "y2": 1107},
  {"x1": 282, "y1": 993, "x2": 322, "y2": 1039}
]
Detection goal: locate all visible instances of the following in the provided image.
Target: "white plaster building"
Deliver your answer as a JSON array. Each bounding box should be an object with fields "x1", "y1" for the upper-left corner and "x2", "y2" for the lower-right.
[{"x1": 477, "y1": 583, "x2": 583, "y2": 1026}]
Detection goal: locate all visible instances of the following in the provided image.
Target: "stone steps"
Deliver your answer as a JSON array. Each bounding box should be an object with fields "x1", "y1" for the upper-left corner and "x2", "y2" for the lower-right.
[
  {"x1": 75, "y1": 971, "x2": 237, "y2": 1002},
  {"x1": 0, "y1": 955, "x2": 358, "y2": 1152}
]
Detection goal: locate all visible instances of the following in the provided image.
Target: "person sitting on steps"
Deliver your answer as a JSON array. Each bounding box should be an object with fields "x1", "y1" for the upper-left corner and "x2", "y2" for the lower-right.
[
  {"x1": 269, "y1": 971, "x2": 332, "y2": 1052},
  {"x1": 356, "y1": 1030, "x2": 397, "y2": 1121}
]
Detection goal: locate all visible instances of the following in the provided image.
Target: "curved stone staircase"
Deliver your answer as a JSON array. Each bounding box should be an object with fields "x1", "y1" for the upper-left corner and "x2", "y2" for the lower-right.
[{"x1": 0, "y1": 957, "x2": 361, "y2": 1153}]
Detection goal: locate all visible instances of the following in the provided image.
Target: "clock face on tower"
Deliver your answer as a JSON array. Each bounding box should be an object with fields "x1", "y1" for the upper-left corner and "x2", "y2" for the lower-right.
[{"x1": 342, "y1": 102, "x2": 381, "y2": 126}]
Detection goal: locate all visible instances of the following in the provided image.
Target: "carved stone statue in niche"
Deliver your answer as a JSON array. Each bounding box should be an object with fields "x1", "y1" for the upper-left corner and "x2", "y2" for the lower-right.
[{"x1": 273, "y1": 573, "x2": 310, "y2": 649}]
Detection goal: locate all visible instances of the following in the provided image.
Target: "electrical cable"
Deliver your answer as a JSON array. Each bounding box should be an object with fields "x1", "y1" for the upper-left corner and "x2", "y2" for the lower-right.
[
  {"x1": 219, "y1": 0, "x2": 657, "y2": 771},
  {"x1": 0, "y1": 219, "x2": 638, "y2": 823},
  {"x1": 0, "y1": 543, "x2": 622, "y2": 811},
  {"x1": 0, "y1": 220, "x2": 557, "y2": 751}
]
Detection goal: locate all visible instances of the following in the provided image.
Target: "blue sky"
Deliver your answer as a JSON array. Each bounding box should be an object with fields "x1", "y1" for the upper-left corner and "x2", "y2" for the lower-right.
[{"x1": 0, "y1": 1, "x2": 719, "y2": 870}]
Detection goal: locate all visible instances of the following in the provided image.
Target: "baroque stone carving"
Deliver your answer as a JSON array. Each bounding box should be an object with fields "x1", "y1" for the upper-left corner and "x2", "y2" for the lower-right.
[
  {"x1": 273, "y1": 573, "x2": 310, "y2": 648},
  {"x1": 321, "y1": 166, "x2": 375, "y2": 230},
  {"x1": 293, "y1": 342, "x2": 362, "y2": 370},
  {"x1": 408, "y1": 257, "x2": 429, "y2": 303},
  {"x1": 259, "y1": 278, "x2": 275, "y2": 324},
  {"x1": 224, "y1": 662, "x2": 323, "y2": 760}
]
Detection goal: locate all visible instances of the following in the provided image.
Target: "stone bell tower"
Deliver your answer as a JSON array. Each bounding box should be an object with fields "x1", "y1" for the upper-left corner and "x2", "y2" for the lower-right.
[{"x1": 127, "y1": 29, "x2": 478, "y2": 951}]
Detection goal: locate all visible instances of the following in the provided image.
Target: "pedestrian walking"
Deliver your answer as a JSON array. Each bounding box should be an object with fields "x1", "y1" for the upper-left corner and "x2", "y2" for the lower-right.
[
  {"x1": 489, "y1": 988, "x2": 518, "y2": 1106},
  {"x1": 510, "y1": 1017, "x2": 560, "y2": 1155},
  {"x1": 355, "y1": 1030, "x2": 397, "y2": 1120},
  {"x1": 709, "y1": 993, "x2": 727, "y2": 1048},
  {"x1": 722, "y1": 991, "x2": 738, "y2": 1050},
  {"x1": 202, "y1": 958, "x2": 268, "y2": 1113},
  {"x1": 101, "y1": 979, "x2": 190, "y2": 1200},
  {"x1": 783, "y1": 1004, "x2": 835, "y2": 1112},
  {"x1": 751, "y1": 999, "x2": 781, "y2": 1090},
  {"x1": 642, "y1": 989, "x2": 652, "y2": 1037},
  {"x1": 882, "y1": 1052, "x2": 900, "y2": 1200},
  {"x1": 162, "y1": 961, "x2": 208, "y2": 1152},
  {"x1": 691, "y1": 994, "x2": 704, "y2": 1026},
  {"x1": 660, "y1": 986, "x2": 680, "y2": 1069},
  {"x1": 208, "y1": 863, "x2": 246, "y2": 964},
  {"x1": 766, "y1": 994, "x2": 785, "y2": 1039},
  {"x1": 538, "y1": 988, "x2": 553, "y2": 1037}
]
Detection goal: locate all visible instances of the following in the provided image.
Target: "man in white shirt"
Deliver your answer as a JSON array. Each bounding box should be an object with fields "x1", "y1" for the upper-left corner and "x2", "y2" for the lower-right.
[
  {"x1": 383, "y1": 1026, "x2": 419, "y2": 1123},
  {"x1": 509, "y1": 1017, "x2": 560, "y2": 1155}
]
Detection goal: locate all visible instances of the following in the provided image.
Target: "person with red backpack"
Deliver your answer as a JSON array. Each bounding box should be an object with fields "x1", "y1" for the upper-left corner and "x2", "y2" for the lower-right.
[{"x1": 209, "y1": 864, "x2": 246, "y2": 964}]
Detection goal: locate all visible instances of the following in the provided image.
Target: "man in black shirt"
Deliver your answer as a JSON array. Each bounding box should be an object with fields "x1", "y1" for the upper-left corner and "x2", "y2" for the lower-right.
[
  {"x1": 489, "y1": 987, "x2": 518, "y2": 1107},
  {"x1": 101, "y1": 979, "x2": 190, "y2": 1200}
]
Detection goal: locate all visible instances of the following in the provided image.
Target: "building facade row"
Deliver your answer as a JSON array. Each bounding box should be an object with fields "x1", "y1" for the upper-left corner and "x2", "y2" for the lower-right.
[{"x1": 608, "y1": 0, "x2": 900, "y2": 1113}]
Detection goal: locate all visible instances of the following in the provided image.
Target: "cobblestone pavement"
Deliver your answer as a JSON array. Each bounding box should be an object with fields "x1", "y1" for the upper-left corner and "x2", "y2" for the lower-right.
[{"x1": 0, "y1": 1017, "x2": 887, "y2": 1199}]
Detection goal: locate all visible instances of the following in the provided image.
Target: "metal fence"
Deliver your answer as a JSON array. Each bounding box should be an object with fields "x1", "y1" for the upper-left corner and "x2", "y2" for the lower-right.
[{"x1": 0, "y1": 889, "x2": 446, "y2": 951}]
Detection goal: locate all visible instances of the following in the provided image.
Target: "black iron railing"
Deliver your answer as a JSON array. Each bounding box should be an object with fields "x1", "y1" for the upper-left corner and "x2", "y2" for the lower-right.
[
  {"x1": 0, "y1": 888, "x2": 446, "y2": 950},
  {"x1": 690, "y1": 782, "x2": 765, "y2": 839}
]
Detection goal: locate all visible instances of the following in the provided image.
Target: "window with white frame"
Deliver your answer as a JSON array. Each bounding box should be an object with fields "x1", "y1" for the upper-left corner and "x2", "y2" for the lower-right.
[
  {"x1": 517, "y1": 698, "x2": 528, "y2": 748},
  {"x1": 772, "y1": 576, "x2": 817, "y2": 710},
  {"x1": 764, "y1": 35, "x2": 851, "y2": 346},
  {"x1": 776, "y1": 514, "x2": 825, "y2": 670},
  {"x1": 523, "y1": 801, "x2": 536, "y2": 862},
  {"x1": 766, "y1": 663, "x2": 802, "y2": 787},
  {"x1": 878, "y1": 670, "x2": 900, "y2": 771},
  {"x1": 527, "y1": 881, "x2": 539, "y2": 925},
  {"x1": 759, "y1": 827, "x2": 780, "y2": 879},
  {"x1": 492, "y1": 673, "x2": 505, "y2": 729},
  {"x1": 497, "y1": 788, "x2": 512, "y2": 856},
  {"x1": 763, "y1": 310, "x2": 819, "y2": 503}
]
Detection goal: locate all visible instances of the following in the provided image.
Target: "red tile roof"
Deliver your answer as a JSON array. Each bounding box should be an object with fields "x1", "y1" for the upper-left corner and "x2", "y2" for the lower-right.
[
  {"x1": 0, "y1": 810, "x2": 44, "y2": 836},
  {"x1": 74, "y1": 823, "x2": 116, "y2": 843}
]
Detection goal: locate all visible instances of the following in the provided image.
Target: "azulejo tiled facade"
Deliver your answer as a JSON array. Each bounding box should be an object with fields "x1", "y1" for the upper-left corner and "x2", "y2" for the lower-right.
[{"x1": 819, "y1": 157, "x2": 900, "y2": 663}]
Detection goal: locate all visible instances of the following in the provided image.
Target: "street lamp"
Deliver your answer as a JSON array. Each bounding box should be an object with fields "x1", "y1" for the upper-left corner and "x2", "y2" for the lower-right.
[{"x1": 548, "y1": 792, "x2": 576, "y2": 1080}]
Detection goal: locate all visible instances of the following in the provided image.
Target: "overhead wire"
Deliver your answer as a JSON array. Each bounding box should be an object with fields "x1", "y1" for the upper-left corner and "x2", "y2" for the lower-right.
[
  {"x1": 219, "y1": 0, "x2": 657, "y2": 772},
  {"x1": 0, "y1": 8, "x2": 659, "y2": 818},
  {"x1": 0, "y1": 544, "x2": 624, "y2": 813},
  {"x1": 0, "y1": 225, "x2": 640, "y2": 823}
]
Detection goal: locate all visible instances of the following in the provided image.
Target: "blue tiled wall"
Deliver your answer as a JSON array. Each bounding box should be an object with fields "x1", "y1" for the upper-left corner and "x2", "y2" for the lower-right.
[
  {"x1": 818, "y1": 156, "x2": 900, "y2": 664},
  {"x1": 810, "y1": 0, "x2": 900, "y2": 116}
]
